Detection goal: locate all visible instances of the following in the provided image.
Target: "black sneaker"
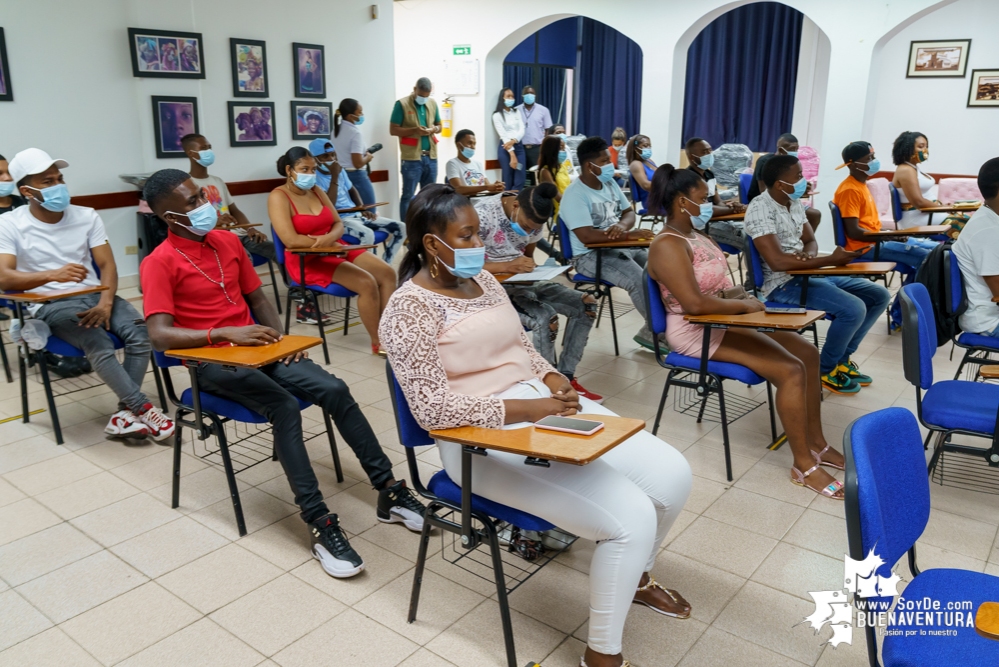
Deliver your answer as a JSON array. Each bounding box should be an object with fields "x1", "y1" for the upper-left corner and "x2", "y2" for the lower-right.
[
  {"x1": 310, "y1": 514, "x2": 364, "y2": 578},
  {"x1": 377, "y1": 480, "x2": 426, "y2": 532},
  {"x1": 296, "y1": 301, "x2": 331, "y2": 325}
]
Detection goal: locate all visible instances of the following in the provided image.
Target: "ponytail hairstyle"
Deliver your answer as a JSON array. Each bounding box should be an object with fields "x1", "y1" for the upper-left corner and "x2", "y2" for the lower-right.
[
  {"x1": 536, "y1": 135, "x2": 562, "y2": 180},
  {"x1": 398, "y1": 183, "x2": 475, "y2": 284},
  {"x1": 334, "y1": 98, "x2": 360, "y2": 138},
  {"x1": 515, "y1": 182, "x2": 559, "y2": 224},
  {"x1": 276, "y1": 146, "x2": 313, "y2": 178},
  {"x1": 648, "y1": 163, "x2": 704, "y2": 216},
  {"x1": 626, "y1": 134, "x2": 650, "y2": 165}
]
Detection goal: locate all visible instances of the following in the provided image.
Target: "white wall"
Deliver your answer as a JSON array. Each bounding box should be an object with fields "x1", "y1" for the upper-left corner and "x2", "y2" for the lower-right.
[
  {"x1": 869, "y1": 0, "x2": 999, "y2": 176},
  {"x1": 0, "y1": 0, "x2": 397, "y2": 279}
]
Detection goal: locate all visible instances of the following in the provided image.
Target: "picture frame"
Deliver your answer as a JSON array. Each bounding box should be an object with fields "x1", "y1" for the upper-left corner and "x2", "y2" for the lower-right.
[
  {"x1": 0, "y1": 28, "x2": 13, "y2": 102},
  {"x1": 128, "y1": 28, "x2": 205, "y2": 79},
  {"x1": 292, "y1": 42, "x2": 325, "y2": 98},
  {"x1": 906, "y1": 39, "x2": 971, "y2": 78},
  {"x1": 152, "y1": 96, "x2": 199, "y2": 158},
  {"x1": 968, "y1": 70, "x2": 999, "y2": 107},
  {"x1": 228, "y1": 101, "x2": 277, "y2": 146},
  {"x1": 290, "y1": 101, "x2": 332, "y2": 140},
  {"x1": 230, "y1": 38, "x2": 268, "y2": 98}
]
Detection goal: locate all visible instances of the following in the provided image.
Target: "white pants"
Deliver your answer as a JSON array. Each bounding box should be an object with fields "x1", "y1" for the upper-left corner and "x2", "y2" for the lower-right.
[{"x1": 437, "y1": 379, "x2": 692, "y2": 655}]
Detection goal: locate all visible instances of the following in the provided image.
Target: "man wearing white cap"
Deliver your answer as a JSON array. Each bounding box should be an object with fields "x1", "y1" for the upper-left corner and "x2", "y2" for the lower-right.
[{"x1": 0, "y1": 148, "x2": 175, "y2": 440}]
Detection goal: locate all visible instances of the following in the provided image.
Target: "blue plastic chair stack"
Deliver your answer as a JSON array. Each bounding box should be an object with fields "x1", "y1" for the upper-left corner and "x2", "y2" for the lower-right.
[
  {"x1": 556, "y1": 217, "x2": 622, "y2": 356},
  {"x1": 271, "y1": 230, "x2": 357, "y2": 364},
  {"x1": 153, "y1": 351, "x2": 343, "y2": 537},
  {"x1": 385, "y1": 361, "x2": 558, "y2": 667},
  {"x1": 899, "y1": 282, "x2": 999, "y2": 469},
  {"x1": 943, "y1": 249, "x2": 999, "y2": 379},
  {"x1": 641, "y1": 270, "x2": 775, "y2": 481},
  {"x1": 249, "y1": 253, "x2": 283, "y2": 315},
  {"x1": 844, "y1": 407, "x2": 999, "y2": 666}
]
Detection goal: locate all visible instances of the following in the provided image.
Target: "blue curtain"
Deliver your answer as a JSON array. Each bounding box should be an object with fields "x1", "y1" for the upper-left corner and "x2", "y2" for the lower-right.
[
  {"x1": 682, "y1": 2, "x2": 803, "y2": 152},
  {"x1": 538, "y1": 67, "x2": 566, "y2": 125},
  {"x1": 575, "y1": 18, "x2": 643, "y2": 142},
  {"x1": 502, "y1": 65, "x2": 534, "y2": 103}
]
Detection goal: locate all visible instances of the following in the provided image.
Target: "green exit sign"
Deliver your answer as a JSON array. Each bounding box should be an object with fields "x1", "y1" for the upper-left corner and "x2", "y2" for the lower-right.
[{"x1": 453, "y1": 45, "x2": 471, "y2": 56}]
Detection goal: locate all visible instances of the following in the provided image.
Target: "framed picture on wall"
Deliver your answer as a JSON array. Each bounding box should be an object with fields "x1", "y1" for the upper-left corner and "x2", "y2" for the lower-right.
[
  {"x1": 152, "y1": 96, "x2": 199, "y2": 158},
  {"x1": 0, "y1": 28, "x2": 13, "y2": 102},
  {"x1": 907, "y1": 39, "x2": 971, "y2": 78},
  {"x1": 230, "y1": 38, "x2": 268, "y2": 98},
  {"x1": 227, "y1": 101, "x2": 276, "y2": 146},
  {"x1": 128, "y1": 28, "x2": 205, "y2": 79},
  {"x1": 290, "y1": 101, "x2": 332, "y2": 140},
  {"x1": 292, "y1": 43, "x2": 325, "y2": 98},
  {"x1": 968, "y1": 70, "x2": 999, "y2": 107}
]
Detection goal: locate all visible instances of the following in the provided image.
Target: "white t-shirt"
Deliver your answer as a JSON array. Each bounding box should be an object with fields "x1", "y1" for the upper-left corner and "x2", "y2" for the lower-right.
[
  {"x1": 560, "y1": 178, "x2": 631, "y2": 259},
  {"x1": 0, "y1": 204, "x2": 109, "y2": 312},
  {"x1": 953, "y1": 205, "x2": 999, "y2": 334},
  {"x1": 190, "y1": 174, "x2": 243, "y2": 237},
  {"x1": 446, "y1": 157, "x2": 488, "y2": 187},
  {"x1": 331, "y1": 120, "x2": 366, "y2": 170}
]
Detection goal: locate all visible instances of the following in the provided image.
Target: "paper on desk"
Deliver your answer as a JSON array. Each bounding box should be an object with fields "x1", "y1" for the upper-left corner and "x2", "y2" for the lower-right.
[{"x1": 502, "y1": 265, "x2": 571, "y2": 283}]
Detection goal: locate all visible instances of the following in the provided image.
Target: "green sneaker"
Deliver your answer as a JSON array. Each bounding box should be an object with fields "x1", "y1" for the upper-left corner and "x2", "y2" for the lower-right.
[
  {"x1": 821, "y1": 371, "x2": 860, "y2": 394},
  {"x1": 837, "y1": 360, "x2": 872, "y2": 386}
]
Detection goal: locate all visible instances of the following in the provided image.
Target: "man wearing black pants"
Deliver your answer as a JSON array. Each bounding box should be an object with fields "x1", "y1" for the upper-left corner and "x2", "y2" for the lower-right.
[{"x1": 140, "y1": 168, "x2": 425, "y2": 579}]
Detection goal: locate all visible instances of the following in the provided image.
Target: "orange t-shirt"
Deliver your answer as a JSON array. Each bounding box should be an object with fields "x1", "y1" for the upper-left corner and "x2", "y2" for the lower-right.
[{"x1": 834, "y1": 175, "x2": 880, "y2": 252}]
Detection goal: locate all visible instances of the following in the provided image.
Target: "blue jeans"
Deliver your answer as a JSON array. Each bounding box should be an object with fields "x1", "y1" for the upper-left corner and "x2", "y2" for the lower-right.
[
  {"x1": 347, "y1": 169, "x2": 376, "y2": 206},
  {"x1": 399, "y1": 156, "x2": 437, "y2": 222},
  {"x1": 857, "y1": 238, "x2": 936, "y2": 273},
  {"x1": 767, "y1": 275, "x2": 891, "y2": 374},
  {"x1": 498, "y1": 143, "x2": 526, "y2": 191}
]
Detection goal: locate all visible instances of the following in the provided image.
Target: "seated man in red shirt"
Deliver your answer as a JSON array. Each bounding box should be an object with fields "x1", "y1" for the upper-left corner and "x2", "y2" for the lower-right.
[{"x1": 139, "y1": 169, "x2": 425, "y2": 579}]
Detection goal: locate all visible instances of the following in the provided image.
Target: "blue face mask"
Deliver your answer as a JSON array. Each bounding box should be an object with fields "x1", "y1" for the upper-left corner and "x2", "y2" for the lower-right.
[
  {"x1": 785, "y1": 151, "x2": 798, "y2": 158},
  {"x1": 504, "y1": 98, "x2": 515, "y2": 108},
  {"x1": 415, "y1": 95, "x2": 428, "y2": 105},
  {"x1": 510, "y1": 221, "x2": 530, "y2": 237},
  {"x1": 683, "y1": 196, "x2": 714, "y2": 230},
  {"x1": 195, "y1": 149, "x2": 215, "y2": 167},
  {"x1": 27, "y1": 183, "x2": 71, "y2": 212},
  {"x1": 0, "y1": 181, "x2": 15, "y2": 197},
  {"x1": 781, "y1": 178, "x2": 808, "y2": 200},
  {"x1": 557, "y1": 150, "x2": 567, "y2": 164},
  {"x1": 460, "y1": 145, "x2": 475, "y2": 159},
  {"x1": 640, "y1": 148, "x2": 653, "y2": 161},
  {"x1": 696, "y1": 152, "x2": 715, "y2": 170},
  {"x1": 169, "y1": 201, "x2": 218, "y2": 235},
  {"x1": 590, "y1": 162, "x2": 616, "y2": 184},
  {"x1": 434, "y1": 235, "x2": 484, "y2": 279},
  {"x1": 523, "y1": 93, "x2": 536, "y2": 106},
  {"x1": 859, "y1": 157, "x2": 881, "y2": 175},
  {"x1": 294, "y1": 172, "x2": 316, "y2": 190},
  {"x1": 354, "y1": 115, "x2": 364, "y2": 126}
]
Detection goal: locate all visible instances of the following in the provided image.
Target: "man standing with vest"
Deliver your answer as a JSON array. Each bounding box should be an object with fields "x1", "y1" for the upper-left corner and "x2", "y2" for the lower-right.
[{"x1": 390, "y1": 77, "x2": 441, "y2": 222}]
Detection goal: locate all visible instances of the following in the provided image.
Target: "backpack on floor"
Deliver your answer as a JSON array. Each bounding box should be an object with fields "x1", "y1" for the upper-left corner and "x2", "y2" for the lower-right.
[{"x1": 914, "y1": 241, "x2": 965, "y2": 346}]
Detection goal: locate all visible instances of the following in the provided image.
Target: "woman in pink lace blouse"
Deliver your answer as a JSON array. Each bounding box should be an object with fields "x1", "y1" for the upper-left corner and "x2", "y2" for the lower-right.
[
  {"x1": 379, "y1": 184, "x2": 692, "y2": 667},
  {"x1": 647, "y1": 164, "x2": 845, "y2": 501}
]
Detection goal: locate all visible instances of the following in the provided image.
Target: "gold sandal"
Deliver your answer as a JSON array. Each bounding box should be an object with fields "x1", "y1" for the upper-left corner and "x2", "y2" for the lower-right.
[{"x1": 633, "y1": 575, "x2": 691, "y2": 619}]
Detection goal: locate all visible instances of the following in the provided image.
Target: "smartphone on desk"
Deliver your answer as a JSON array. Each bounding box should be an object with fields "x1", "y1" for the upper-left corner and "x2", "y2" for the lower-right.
[
  {"x1": 535, "y1": 416, "x2": 604, "y2": 436},
  {"x1": 765, "y1": 306, "x2": 807, "y2": 314}
]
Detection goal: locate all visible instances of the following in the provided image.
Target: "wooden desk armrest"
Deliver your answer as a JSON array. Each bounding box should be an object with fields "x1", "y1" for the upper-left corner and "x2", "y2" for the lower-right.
[
  {"x1": 3, "y1": 285, "x2": 110, "y2": 303},
  {"x1": 165, "y1": 335, "x2": 322, "y2": 368}
]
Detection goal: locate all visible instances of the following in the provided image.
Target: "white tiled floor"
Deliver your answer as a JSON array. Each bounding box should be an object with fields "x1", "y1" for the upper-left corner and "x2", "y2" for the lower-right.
[{"x1": 0, "y1": 268, "x2": 995, "y2": 667}]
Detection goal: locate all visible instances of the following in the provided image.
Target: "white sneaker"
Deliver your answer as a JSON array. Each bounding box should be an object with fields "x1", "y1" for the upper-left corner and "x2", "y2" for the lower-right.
[
  {"x1": 137, "y1": 404, "x2": 175, "y2": 442},
  {"x1": 105, "y1": 410, "x2": 151, "y2": 439}
]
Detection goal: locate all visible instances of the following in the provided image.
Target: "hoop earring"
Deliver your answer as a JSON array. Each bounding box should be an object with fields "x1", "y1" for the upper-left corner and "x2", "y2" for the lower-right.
[{"x1": 429, "y1": 258, "x2": 439, "y2": 279}]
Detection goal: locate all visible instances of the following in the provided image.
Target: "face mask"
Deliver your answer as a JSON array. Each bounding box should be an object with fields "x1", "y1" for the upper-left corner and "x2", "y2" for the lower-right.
[
  {"x1": 557, "y1": 150, "x2": 567, "y2": 164},
  {"x1": 504, "y1": 98, "x2": 515, "y2": 108},
  {"x1": 195, "y1": 149, "x2": 215, "y2": 167},
  {"x1": 781, "y1": 178, "x2": 808, "y2": 200},
  {"x1": 785, "y1": 151, "x2": 798, "y2": 158},
  {"x1": 26, "y1": 183, "x2": 71, "y2": 212},
  {"x1": 640, "y1": 148, "x2": 653, "y2": 161},
  {"x1": 523, "y1": 94, "x2": 536, "y2": 106},
  {"x1": 415, "y1": 95, "x2": 428, "y2": 105},
  {"x1": 590, "y1": 162, "x2": 616, "y2": 184},
  {"x1": 169, "y1": 201, "x2": 218, "y2": 235},
  {"x1": 0, "y1": 181, "x2": 15, "y2": 197},
  {"x1": 682, "y1": 196, "x2": 713, "y2": 230},
  {"x1": 433, "y1": 235, "x2": 484, "y2": 279},
  {"x1": 354, "y1": 115, "x2": 365, "y2": 126},
  {"x1": 696, "y1": 152, "x2": 715, "y2": 170},
  {"x1": 460, "y1": 145, "x2": 475, "y2": 159},
  {"x1": 510, "y1": 211, "x2": 532, "y2": 237},
  {"x1": 293, "y1": 172, "x2": 316, "y2": 190},
  {"x1": 917, "y1": 150, "x2": 928, "y2": 162},
  {"x1": 857, "y1": 157, "x2": 881, "y2": 175}
]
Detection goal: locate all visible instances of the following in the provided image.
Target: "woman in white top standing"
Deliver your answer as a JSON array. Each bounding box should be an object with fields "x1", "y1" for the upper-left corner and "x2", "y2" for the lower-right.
[
  {"x1": 891, "y1": 131, "x2": 940, "y2": 229},
  {"x1": 492, "y1": 88, "x2": 526, "y2": 191},
  {"x1": 332, "y1": 99, "x2": 377, "y2": 205}
]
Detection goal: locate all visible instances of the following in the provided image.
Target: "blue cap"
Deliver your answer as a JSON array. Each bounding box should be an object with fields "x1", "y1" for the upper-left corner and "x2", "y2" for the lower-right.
[{"x1": 308, "y1": 138, "x2": 334, "y2": 156}]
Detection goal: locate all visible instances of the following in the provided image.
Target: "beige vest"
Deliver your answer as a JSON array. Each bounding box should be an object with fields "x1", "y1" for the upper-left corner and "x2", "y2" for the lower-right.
[{"x1": 397, "y1": 95, "x2": 439, "y2": 161}]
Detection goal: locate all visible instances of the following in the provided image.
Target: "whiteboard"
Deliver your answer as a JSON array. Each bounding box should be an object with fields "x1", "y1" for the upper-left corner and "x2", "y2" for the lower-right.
[{"x1": 442, "y1": 58, "x2": 479, "y2": 96}]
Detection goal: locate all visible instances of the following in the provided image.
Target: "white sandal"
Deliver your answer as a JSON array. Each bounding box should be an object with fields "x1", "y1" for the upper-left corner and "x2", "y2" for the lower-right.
[{"x1": 632, "y1": 575, "x2": 691, "y2": 619}]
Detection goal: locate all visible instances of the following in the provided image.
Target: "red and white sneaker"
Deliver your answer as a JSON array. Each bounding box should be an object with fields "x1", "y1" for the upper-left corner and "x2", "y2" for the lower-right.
[
  {"x1": 105, "y1": 410, "x2": 151, "y2": 440},
  {"x1": 570, "y1": 379, "x2": 604, "y2": 404},
  {"x1": 136, "y1": 404, "x2": 176, "y2": 442}
]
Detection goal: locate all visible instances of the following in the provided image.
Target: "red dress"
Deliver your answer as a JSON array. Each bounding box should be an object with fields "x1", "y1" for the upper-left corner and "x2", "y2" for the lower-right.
[{"x1": 279, "y1": 188, "x2": 367, "y2": 287}]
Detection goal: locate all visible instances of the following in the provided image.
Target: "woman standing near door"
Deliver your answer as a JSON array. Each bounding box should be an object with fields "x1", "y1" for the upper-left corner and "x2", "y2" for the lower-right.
[{"x1": 492, "y1": 88, "x2": 526, "y2": 191}]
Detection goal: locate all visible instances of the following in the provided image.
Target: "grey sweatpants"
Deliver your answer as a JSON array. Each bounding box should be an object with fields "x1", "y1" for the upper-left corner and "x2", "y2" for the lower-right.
[
  {"x1": 506, "y1": 281, "x2": 593, "y2": 379},
  {"x1": 572, "y1": 248, "x2": 649, "y2": 319}
]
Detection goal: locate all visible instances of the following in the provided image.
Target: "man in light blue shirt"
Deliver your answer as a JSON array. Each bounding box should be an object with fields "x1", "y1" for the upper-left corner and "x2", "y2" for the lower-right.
[{"x1": 517, "y1": 86, "x2": 553, "y2": 171}]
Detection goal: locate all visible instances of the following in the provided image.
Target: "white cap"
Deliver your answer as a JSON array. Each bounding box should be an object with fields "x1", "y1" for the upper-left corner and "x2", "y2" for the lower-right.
[{"x1": 8, "y1": 148, "x2": 69, "y2": 185}]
